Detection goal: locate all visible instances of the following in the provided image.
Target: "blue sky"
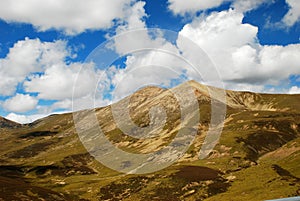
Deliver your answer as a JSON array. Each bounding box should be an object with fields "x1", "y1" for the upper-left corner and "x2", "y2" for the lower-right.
[{"x1": 0, "y1": 0, "x2": 299, "y2": 123}]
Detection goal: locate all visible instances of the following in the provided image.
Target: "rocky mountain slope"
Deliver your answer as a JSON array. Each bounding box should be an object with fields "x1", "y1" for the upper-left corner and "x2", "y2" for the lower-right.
[{"x1": 0, "y1": 80, "x2": 299, "y2": 200}]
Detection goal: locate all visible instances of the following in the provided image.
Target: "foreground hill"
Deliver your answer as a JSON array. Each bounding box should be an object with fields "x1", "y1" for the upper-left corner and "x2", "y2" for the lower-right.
[{"x1": 0, "y1": 81, "x2": 299, "y2": 200}]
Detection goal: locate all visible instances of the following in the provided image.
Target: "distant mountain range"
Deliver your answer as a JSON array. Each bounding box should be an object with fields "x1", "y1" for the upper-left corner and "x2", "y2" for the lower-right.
[{"x1": 0, "y1": 80, "x2": 299, "y2": 200}]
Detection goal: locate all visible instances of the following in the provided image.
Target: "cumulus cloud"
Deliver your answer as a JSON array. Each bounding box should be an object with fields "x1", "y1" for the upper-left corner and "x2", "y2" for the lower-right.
[
  {"x1": 112, "y1": 1, "x2": 150, "y2": 55},
  {"x1": 167, "y1": 0, "x2": 269, "y2": 15},
  {"x1": 104, "y1": 6, "x2": 300, "y2": 100},
  {"x1": 0, "y1": 0, "x2": 135, "y2": 35},
  {"x1": 179, "y1": 9, "x2": 300, "y2": 92},
  {"x1": 99, "y1": 2, "x2": 193, "y2": 100},
  {"x1": 3, "y1": 94, "x2": 38, "y2": 113},
  {"x1": 1, "y1": 0, "x2": 299, "y2": 124},
  {"x1": 282, "y1": 0, "x2": 300, "y2": 27},
  {"x1": 232, "y1": 0, "x2": 269, "y2": 13},
  {"x1": 5, "y1": 110, "x2": 72, "y2": 124},
  {"x1": 257, "y1": 45, "x2": 300, "y2": 83},
  {"x1": 5, "y1": 112, "x2": 47, "y2": 124},
  {"x1": 179, "y1": 10, "x2": 258, "y2": 81},
  {"x1": 110, "y1": 50, "x2": 187, "y2": 101},
  {"x1": 289, "y1": 86, "x2": 300, "y2": 94},
  {"x1": 51, "y1": 99, "x2": 73, "y2": 110},
  {"x1": 0, "y1": 36, "x2": 99, "y2": 100},
  {"x1": 0, "y1": 37, "x2": 101, "y2": 120},
  {"x1": 121, "y1": 1, "x2": 148, "y2": 31},
  {"x1": 0, "y1": 38, "x2": 68, "y2": 96},
  {"x1": 180, "y1": 10, "x2": 258, "y2": 50},
  {"x1": 24, "y1": 62, "x2": 97, "y2": 100},
  {"x1": 168, "y1": 0, "x2": 227, "y2": 15}
]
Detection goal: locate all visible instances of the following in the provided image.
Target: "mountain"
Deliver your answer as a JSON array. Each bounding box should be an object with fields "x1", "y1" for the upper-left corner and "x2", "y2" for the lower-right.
[
  {"x1": 0, "y1": 80, "x2": 299, "y2": 201},
  {"x1": 0, "y1": 116, "x2": 22, "y2": 129}
]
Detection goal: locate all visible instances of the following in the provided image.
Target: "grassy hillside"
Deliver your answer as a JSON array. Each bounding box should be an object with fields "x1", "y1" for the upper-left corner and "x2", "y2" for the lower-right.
[{"x1": 0, "y1": 81, "x2": 299, "y2": 200}]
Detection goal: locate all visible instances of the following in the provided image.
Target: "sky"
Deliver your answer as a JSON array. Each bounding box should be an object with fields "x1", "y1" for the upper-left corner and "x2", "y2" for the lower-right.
[{"x1": 0, "y1": 0, "x2": 299, "y2": 124}]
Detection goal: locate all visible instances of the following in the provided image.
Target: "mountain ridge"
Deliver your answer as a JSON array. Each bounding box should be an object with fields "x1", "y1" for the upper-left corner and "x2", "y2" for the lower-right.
[
  {"x1": 0, "y1": 116, "x2": 22, "y2": 129},
  {"x1": 2, "y1": 80, "x2": 300, "y2": 125},
  {"x1": 0, "y1": 80, "x2": 299, "y2": 200}
]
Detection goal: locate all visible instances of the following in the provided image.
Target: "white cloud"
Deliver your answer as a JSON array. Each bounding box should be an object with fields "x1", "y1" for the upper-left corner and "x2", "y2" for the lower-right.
[
  {"x1": 103, "y1": 2, "x2": 183, "y2": 99},
  {"x1": 179, "y1": 9, "x2": 300, "y2": 91},
  {"x1": 5, "y1": 106, "x2": 74, "y2": 124},
  {"x1": 224, "y1": 82, "x2": 265, "y2": 93},
  {"x1": 179, "y1": 9, "x2": 258, "y2": 81},
  {"x1": 3, "y1": 94, "x2": 38, "y2": 113},
  {"x1": 0, "y1": 37, "x2": 102, "y2": 122},
  {"x1": 0, "y1": 38, "x2": 68, "y2": 96},
  {"x1": 105, "y1": 6, "x2": 300, "y2": 99},
  {"x1": 121, "y1": 1, "x2": 148, "y2": 31},
  {"x1": 282, "y1": 0, "x2": 300, "y2": 27},
  {"x1": 258, "y1": 44, "x2": 300, "y2": 83},
  {"x1": 168, "y1": 0, "x2": 227, "y2": 15},
  {"x1": 100, "y1": 1, "x2": 193, "y2": 101},
  {"x1": 24, "y1": 62, "x2": 97, "y2": 100},
  {"x1": 289, "y1": 86, "x2": 300, "y2": 94},
  {"x1": 179, "y1": 10, "x2": 258, "y2": 50},
  {"x1": 51, "y1": 99, "x2": 73, "y2": 110},
  {"x1": 0, "y1": 37, "x2": 98, "y2": 101},
  {"x1": 5, "y1": 112, "x2": 47, "y2": 124},
  {"x1": 0, "y1": 0, "x2": 135, "y2": 35},
  {"x1": 110, "y1": 50, "x2": 187, "y2": 101},
  {"x1": 112, "y1": 1, "x2": 151, "y2": 55},
  {"x1": 167, "y1": 0, "x2": 269, "y2": 15},
  {"x1": 232, "y1": 0, "x2": 268, "y2": 13},
  {"x1": 2, "y1": 1, "x2": 299, "y2": 124}
]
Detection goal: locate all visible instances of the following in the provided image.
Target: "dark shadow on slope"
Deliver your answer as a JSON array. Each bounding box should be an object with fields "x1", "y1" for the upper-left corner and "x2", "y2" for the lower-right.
[
  {"x1": 19, "y1": 131, "x2": 58, "y2": 139},
  {"x1": 28, "y1": 153, "x2": 96, "y2": 177},
  {"x1": 236, "y1": 131, "x2": 297, "y2": 161},
  {"x1": 6, "y1": 141, "x2": 57, "y2": 158},
  {"x1": 0, "y1": 176, "x2": 84, "y2": 201}
]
